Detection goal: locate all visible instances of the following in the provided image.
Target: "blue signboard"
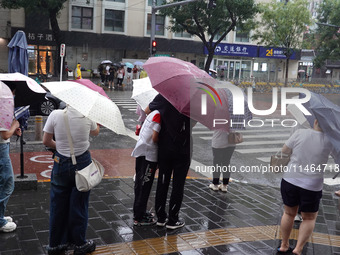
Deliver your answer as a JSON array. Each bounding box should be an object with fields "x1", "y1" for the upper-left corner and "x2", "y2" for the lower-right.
[
  {"x1": 259, "y1": 47, "x2": 297, "y2": 60},
  {"x1": 204, "y1": 43, "x2": 258, "y2": 57}
]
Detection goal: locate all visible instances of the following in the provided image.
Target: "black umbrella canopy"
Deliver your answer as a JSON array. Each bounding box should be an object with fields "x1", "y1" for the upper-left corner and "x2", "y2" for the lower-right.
[{"x1": 2, "y1": 80, "x2": 46, "y2": 107}]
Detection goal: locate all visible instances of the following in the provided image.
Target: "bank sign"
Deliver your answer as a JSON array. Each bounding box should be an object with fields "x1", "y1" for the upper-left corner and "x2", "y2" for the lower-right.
[
  {"x1": 205, "y1": 43, "x2": 298, "y2": 59},
  {"x1": 259, "y1": 47, "x2": 297, "y2": 60},
  {"x1": 205, "y1": 43, "x2": 258, "y2": 57}
]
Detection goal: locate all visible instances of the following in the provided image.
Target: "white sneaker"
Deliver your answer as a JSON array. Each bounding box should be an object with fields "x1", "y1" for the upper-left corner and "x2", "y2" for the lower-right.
[
  {"x1": 0, "y1": 222, "x2": 17, "y2": 232},
  {"x1": 209, "y1": 183, "x2": 219, "y2": 191},
  {"x1": 219, "y1": 184, "x2": 228, "y2": 192},
  {"x1": 294, "y1": 214, "x2": 303, "y2": 222},
  {"x1": 4, "y1": 216, "x2": 12, "y2": 222}
]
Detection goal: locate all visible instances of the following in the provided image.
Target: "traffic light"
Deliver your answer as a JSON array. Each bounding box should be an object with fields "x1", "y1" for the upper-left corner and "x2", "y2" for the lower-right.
[
  {"x1": 152, "y1": 40, "x2": 157, "y2": 54},
  {"x1": 208, "y1": 0, "x2": 216, "y2": 9}
]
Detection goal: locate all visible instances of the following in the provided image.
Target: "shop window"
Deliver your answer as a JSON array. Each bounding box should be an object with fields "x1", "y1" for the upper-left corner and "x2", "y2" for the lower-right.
[
  {"x1": 148, "y1": 0, "x2": 164, "y2": 6},
  {"x1": 213, "y1": 32, "x2": 227, "y2": 41},
  {"x1": 174, "y1": 31, "x2": 191, "y2": 38},
  {"x1": 147, "y1": 14, "x2": 165, "y2": 36},
  {"x1": 72, "y1": 6, "x2": 93, "y2": 30},
  {"x1": 235, "y1": 27, "x2": 249, "y2": 42},
  {"x1": 105, "y1": 9, "x2": 125, "y2": 32},
  {"x1": 28, "y1": 45, "x2": 54, "y2": 75},
  {"x1": 106, "y1": 0, "x2": 125, "y2": 3}
]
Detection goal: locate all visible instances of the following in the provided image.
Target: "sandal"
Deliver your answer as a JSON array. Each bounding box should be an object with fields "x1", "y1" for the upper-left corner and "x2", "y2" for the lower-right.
[{"x1": 277, "y1": 246, "x2": 293, "y2": 254}]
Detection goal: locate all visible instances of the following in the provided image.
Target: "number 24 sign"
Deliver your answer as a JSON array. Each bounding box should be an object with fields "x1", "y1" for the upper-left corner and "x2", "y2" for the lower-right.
[{"x1": 266, "y1": 49, "x2": 273, "y2": 57}]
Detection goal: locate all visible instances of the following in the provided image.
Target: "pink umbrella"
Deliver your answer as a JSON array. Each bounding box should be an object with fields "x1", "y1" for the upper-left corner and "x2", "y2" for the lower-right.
[
  {"x1": 143, "y1": 57, "x2": 230, "y2": 130},
  {"x1": 72, "y1": 79, "x2": 110, "y2": 99},
  {"x1": 0, "y1": 81, "x2": 14, "y2": 130}
]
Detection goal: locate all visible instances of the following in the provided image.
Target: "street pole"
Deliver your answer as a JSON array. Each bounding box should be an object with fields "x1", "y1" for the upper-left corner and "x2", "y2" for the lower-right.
[
  {"x1": 150, "y1": 0, "x2": 156, "y2": 56},
  {"x1": 150, "y1": 0, "x2": 201, "y2": 56}
]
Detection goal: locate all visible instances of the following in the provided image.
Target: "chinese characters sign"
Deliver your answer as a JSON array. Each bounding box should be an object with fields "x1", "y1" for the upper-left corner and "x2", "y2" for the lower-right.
[
  {"x1": 204, "y1": 43, "x2": 258, "y2": 57},
  {"x1": 205, "y1": 43, "x2": 299, "y2": 60},
  {"x1": 259, "y1": 47, "x2": 297, "y2": 60},
  {"x1": 27, "y1": 32, "x2": 53, "y2": 42}
]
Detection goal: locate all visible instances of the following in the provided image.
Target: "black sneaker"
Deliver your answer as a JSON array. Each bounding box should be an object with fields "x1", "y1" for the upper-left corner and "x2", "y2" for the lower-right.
[
  {"x1": 166, "y1": 219, "x2": 185, "y2": 230},
  {"x1": 47, "y1": 246, "x2": 66, "y2": 255},
  {"x1": 73, "y1": 240, "x2": 96, "y2": 255},
  {"x1": 134, "y1": 217, "x2": 156, "y2": 226},
  {"x1": 156, "y1": 218, "x2": 168, "y2": 227},
  {"x1": 144, "y1": 211, "x2": 155, "y2": 219}
]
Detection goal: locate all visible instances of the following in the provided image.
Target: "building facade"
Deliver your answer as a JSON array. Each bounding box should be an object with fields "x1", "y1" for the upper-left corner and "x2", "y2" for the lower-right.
[{"x1": 0, "y1": 0, "x2": 302, "y2": 82}]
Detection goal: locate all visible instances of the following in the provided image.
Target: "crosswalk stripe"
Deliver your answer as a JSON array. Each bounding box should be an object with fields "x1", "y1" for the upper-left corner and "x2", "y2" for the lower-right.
[
  {"x1": 236, "y1": 147, "x2": 282, "y2": 154},
  {"x1": 238, "y1": 140, "x2": 286, "y2": 146},
  {"x1": 192, "y1": 128, "x2": 290, "y2": 135},
  {"x1": 324, "y1": 178, "x2": 340, "y2": 186},
  {"x1": 200, "y1": 134, "x2": 290, "y2": 140}
]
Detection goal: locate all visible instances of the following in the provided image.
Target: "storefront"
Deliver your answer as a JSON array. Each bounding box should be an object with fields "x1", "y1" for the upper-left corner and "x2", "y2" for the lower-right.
[
  {"x1": 28, "y1": 45, "x2": 55, "y2": 76},
  {"x1": 206, "y1": 43, "x2": 300, "y2": 82},
  {"x1": 11, "y1": 28, "x2": 56, "y2": 76}
]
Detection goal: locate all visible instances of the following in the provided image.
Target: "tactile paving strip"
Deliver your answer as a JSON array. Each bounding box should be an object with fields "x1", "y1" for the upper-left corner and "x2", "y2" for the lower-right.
[{"x1": 87, "y1": 225, "x2": 340, "y2": 254}]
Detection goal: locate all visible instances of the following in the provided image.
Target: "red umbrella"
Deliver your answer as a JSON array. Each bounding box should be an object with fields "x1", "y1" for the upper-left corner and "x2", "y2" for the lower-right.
[
  {"x1": 72, "y1": 79, "x2": 110, "y2": 99},
  {"x1": 143, "y1": 57, "x2": 229, "y2": 130}
]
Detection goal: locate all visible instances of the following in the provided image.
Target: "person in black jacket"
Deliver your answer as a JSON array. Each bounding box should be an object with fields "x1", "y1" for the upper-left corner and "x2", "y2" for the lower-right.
[{"x1": 145, "y1": 94, "x2": 194, "y2": 230}]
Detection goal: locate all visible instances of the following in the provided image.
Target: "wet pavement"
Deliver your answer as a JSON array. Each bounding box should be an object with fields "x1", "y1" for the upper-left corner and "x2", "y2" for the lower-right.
[
  {"x1": 2, "y1": 89, "x2": 340, "y2": 254},
  {"x1": 2, "y1": 177, "x2": 340, "y2": 254}
]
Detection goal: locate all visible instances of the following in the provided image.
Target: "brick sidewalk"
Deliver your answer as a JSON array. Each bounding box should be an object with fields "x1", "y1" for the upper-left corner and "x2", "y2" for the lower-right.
[{"x1": 1, "y1": 178, "x2": 340, "y2": 254}]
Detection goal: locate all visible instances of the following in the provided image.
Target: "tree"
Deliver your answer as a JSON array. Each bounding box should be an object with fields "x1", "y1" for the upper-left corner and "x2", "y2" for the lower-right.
[
  {"x1": 251, "y1": 0, "x2": 311, "y2": 86},
  {"x1": 314, "y1": 0, "x2": 340, "y2": 68},
  {"x1": 159, "y1": 0, "x2": 258, "y2": 73},
  {"x1": 0, "y1": 0, "x2": 67, "y2": 77}
]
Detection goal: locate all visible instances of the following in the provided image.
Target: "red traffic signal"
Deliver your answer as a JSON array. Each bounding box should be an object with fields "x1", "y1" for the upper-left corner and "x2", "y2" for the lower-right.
[{"x1": 152, "y1": 40, "x2": 157, "y2": 54}]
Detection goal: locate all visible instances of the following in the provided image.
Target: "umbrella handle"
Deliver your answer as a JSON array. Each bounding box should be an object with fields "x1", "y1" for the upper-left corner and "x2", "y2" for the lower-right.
[{"x1": 333, "y1": 171, "x2": 340, "y2": 179}]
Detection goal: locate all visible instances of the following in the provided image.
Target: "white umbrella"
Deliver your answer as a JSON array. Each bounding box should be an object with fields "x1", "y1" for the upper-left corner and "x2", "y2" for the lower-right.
[
  {"x1": 101, "y1": 60, "x2": 112, "y2": 65},
  {"x1": 131, "y1": 77, "x2": 158, "y2": 110},
  {"x1": 42, "y1": 81, "x2": 127, "y2": 135}
]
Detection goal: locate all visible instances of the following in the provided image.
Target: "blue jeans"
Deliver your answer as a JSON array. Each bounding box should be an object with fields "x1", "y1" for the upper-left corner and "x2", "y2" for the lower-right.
[
  {"x1": 0, "y1": 143, "x2": 14, "y2": 228},
  {"x1": 49, "y1": 150, "x2": 91, "y2": 248}
]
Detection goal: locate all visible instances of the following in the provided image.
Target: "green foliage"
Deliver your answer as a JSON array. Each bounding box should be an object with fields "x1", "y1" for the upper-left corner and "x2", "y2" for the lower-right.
[
  {"x1": 314, "y1": 0, "x2": 340, "y2": 68},
  {"x1": 0, "y1": 0, "x2": 67, "y2": 15},
  {"x1": 159, "y1": 0, "x2": 258, "y2": 71},
  {"x1": 251, "y1": 0, "x2": 311, "y2": 57}
]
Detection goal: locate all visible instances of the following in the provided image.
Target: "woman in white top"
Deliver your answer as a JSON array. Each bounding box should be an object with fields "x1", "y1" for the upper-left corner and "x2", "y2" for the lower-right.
[
  {"x1": 43, "y1": 106, "x2": 99, "y2": 255},
  {"x1": 278, "y1": 119, "x2": 334, "y2": 255},
  {"x1": 209, "y1": 130, "x2": 236, "y2": 192}
]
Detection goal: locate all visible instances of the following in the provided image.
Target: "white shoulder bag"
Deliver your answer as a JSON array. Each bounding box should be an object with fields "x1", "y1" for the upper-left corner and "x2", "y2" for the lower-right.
[{"x1": 63, "y1": 109, "x2": 104, "y2": 192}]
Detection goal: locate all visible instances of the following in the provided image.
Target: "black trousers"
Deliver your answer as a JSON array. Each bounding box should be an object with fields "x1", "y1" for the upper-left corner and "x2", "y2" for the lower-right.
[
  {"x1": 155, "y1": 149, "x2": 191, "y2": 224},
  {"x1": 212, "y1": 146, "x2": 235, "y2": 185},
  {"x1": 133, "y1": 156, "x2": 157, "y2": 220}
]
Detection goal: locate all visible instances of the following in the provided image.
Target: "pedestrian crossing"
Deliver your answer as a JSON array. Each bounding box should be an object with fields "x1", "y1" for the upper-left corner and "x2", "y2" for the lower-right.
[
  {"x1": 192, "y1": 121, "x2": 337, "y2": 183},
  {"x1": 192, "y1": 121, "x2": 290, "y2": 162},
  {"x1": 110, "y1": 98, "x2": 138, "y2": 112},
  {"x1": 111, "y1": 96, "x2": 339, "y2": 186}
]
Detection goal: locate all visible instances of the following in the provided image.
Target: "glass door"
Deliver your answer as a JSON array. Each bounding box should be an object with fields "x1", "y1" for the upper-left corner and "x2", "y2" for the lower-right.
[
  {"x1": 235, "y1": 61, "x2": 240, "y2": 80},
  {"x1": 229, "y1": 61, "x2": 234, "y2": 79}
]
